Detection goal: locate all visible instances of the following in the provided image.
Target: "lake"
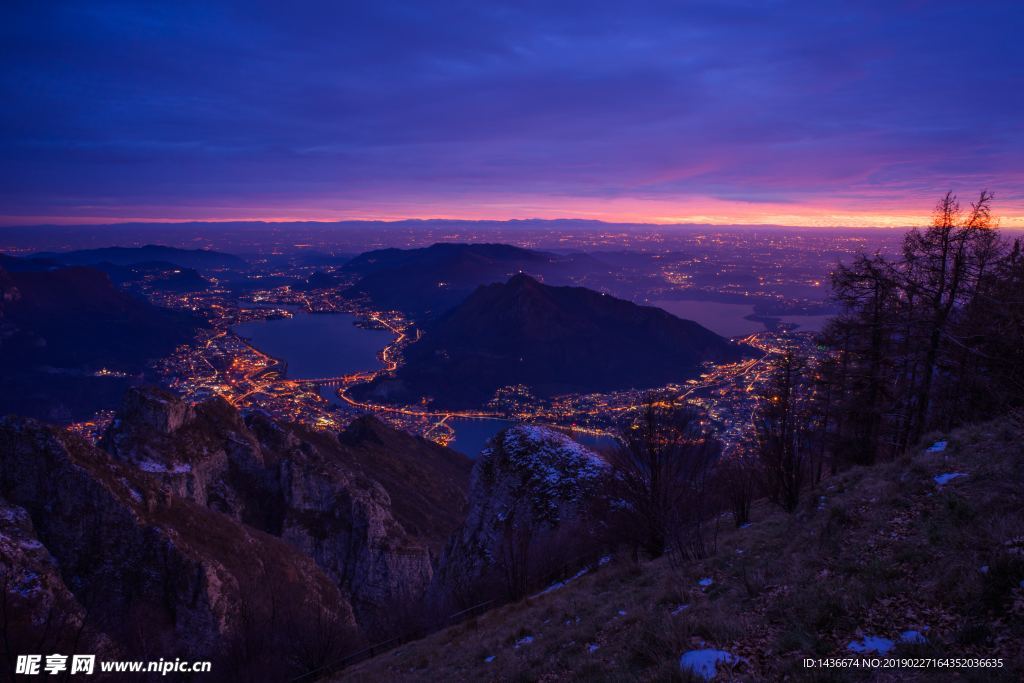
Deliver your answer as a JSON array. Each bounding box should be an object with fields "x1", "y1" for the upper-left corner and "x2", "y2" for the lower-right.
[
  {"x1": 447, "y1": 417, "x2": 515, "y2": 457},
  {"x1": 233, "y1": 312, "x2": 394, "y2": 379},
  {"x1": 653, "y1": 299, "x2": 761, "y2": 337},
  {"x1": 652, "y1": 299, "x2": 831, "y2": 337},
  {"x1": 447, "y1": 417, "x2": 618, "y2": 459}
]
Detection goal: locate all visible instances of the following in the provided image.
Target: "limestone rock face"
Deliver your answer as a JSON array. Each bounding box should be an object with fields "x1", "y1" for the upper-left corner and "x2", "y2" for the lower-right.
[
  {"x1": 102, "y1": 387, "x2": 267, "y2": 519},
  {"x1": 0, "y1": 417, "x2": 352, "y2": 662},
  {"x1": 101, "y1": 386, "x2": 471, "y2": 630},
  {"x1": 432, "y1": 425, "x2": 611, "y2": 604},
  {"x1": 118, "y1": 384, "x2": 195, "y2": 434},
  {"x1": 0, "y1": 496, "x2": 119, "y2": 661}
]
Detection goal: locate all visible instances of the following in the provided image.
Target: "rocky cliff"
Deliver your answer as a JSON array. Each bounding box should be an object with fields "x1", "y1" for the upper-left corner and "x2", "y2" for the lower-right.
[
  {"x1": 0, "y1": 495, "x2": 120, "y2": 665},
  {"x1": 0, "y1": 386, "x2": 473, "y2": 678},
  {"x1": 101, "y1": 387, "x2": 472, "y2": 631},
  {"x1": 0, "y1": 416, "x2": 351, "y2": 673},
  {"x1": 432, "y1": 425, "x2": 611, "y2": 606}
]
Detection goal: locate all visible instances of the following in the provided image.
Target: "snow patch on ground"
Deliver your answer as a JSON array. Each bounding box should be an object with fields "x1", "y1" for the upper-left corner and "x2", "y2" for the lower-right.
[
  {"x1": 536, "y1": 566, "x2": 590, "y2": 596},
  {"x1": 934, "y1": 472, "x2": 967, "y2": 486},
  {"x1": 120, "y1": 478, "x2": 143, "y2": 502},
  {"x1": 137, "y1": 460, "x2": 192, "y2": 474},
  {"x1": 847, "y1": 636, "x2": 895, "y2": 654},
  {"x1": 587, "y1": 643, "x2": 600, "y2": 653},
  {"x1": 534, "y1": 554, "x2": 615, "y2": 598},
  {"x1": 900, "y1": 630, "x2": 927, "y2": 644},
  {"x1": 926, "y1": 441, "x2": 947, "y2": 453},
  {"x1": 679, "y1": 649, "x2": 739, "y2": 680},
  {"x1": 698, "y1": 577, "x2": 714, "y2": 587},
  {"x1": 514, "y1": 635, "x2": 534, "y2": 648},
  {"x1": 12, "y1": 571, "x2": 42, "y2": 598},
  {"x1": 0, "y1": 506, "x2": 26, "y2": 524}
]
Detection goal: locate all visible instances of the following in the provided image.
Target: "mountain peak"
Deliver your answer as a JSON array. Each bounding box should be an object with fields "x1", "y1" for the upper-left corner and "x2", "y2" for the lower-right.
[
  {"x1": 342, "y1": 242, "x2": 603, "y2": 319},
  {"x1": 354, "y1": 278, "x2": 752, "y2": 408},
  {"x1": 506, "y1": 271, "x2": 542, "y2": 287}
]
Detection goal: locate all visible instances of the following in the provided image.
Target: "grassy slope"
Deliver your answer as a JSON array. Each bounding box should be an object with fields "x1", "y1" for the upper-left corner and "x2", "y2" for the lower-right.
[{"x1": 339, "y1": 418, "x2": 1024, "y2": 682}]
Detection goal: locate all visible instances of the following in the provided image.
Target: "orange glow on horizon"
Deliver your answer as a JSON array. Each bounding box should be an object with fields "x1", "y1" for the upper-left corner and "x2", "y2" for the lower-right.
[{"x1": 3, "y1": 194, "x2": 1023, "y2": 229}]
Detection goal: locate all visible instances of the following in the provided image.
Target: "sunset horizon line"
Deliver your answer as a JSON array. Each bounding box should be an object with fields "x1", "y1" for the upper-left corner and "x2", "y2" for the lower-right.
[{"x1": 5, "y1": 211, "x2": 1024, "y2": 231}]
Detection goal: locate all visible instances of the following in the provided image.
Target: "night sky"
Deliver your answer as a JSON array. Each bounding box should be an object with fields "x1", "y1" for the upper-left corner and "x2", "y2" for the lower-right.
[{"x1": 2, "y1": 1, "x2": 1022, "y2": 227}]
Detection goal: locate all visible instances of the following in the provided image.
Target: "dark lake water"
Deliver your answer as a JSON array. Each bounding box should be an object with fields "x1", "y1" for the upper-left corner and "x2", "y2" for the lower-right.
[
  {"x1": 652, "y1": 299, "x2": 831, "y2": 337},
  {"x1": 447, "y1": 417, "x2": 618, "y2": 459},
  {"x1": 233, "y1": 312, "x2": 394, "y2": 379},
  {"x1": 447, "y1": 417, "x2": 515, "y2": 457}
]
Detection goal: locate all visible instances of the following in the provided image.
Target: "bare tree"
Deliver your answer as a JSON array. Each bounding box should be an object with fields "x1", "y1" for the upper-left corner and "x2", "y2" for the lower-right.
[
  {"x1": 496, "y1": 517, "x2": 532, "y2": 601},
  {"x1": 715, "y1": 448, "x2": 758, "y2": 528},
  {"x1": 826, "y1": 253, "x2": 900, "y2": 464},
  {"x1": 754, "y1": 351, "x2": 815, "y2": 513},
  {"x1": 609, "y1": 400, "x2": 720, "y2": 559},
  {"x1": 901, "y1": 190, "x2": 996, "y2": 442},
  {"x1": 817, "y1": 191, "x2": 1016, "y2": 467}
]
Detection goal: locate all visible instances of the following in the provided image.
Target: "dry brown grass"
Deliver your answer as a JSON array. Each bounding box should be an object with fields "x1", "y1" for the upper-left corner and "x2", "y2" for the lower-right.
[{"x1": 338, "y1": 420, "x2": 1024, "y2": 682}]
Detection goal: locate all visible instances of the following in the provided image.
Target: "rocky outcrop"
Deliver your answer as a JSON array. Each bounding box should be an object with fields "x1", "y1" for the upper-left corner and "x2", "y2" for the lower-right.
[
  {"x1": 432, "y1": 426, "x2": 611, "y2": 605},
  {"x1": 102, "y1": 387, "x2": 266, "y2": 517},
  {"x1": 102, "y1": 387, "x2": 472, "y2": 630},
  {"x1": 0, "y1": 417, "x2": 352, "y2": 666},
  {"x1": 116, "y1": 384, "x2": 195, "y2": 434},
  {"x1": 0, "y1": 496, "x2": 119, "y2": 662}
]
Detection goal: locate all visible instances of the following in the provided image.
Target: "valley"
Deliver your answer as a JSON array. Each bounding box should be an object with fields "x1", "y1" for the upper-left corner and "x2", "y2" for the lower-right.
[
  {"x1": 3, "y1": 222, "x2": 1022, "y2": 681},
  {"x1": 35, "y1": 235, "x2": 850, "y2": 457}
]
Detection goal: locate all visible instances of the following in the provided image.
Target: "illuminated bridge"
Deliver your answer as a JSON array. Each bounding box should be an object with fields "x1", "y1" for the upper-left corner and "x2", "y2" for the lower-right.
[{"x1": 290, "y1": 373, "x2": 374, "y2": 388}]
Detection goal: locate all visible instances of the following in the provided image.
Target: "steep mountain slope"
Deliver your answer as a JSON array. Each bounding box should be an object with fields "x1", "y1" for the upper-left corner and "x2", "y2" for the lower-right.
[
  {"x1": 0, "y1": 386, "x2": 474, "y2": 679},
  {"x1": 343, "y1": 243, "x2": 608, "y2": 318},
  {"x1": 0, "y1": 265, "x2": 204, "y2": 420},
  {"x1": 101, "y1": 387, "x2": 473, "y2": 630},
  {"x1": 354, "y1": 274, "x2": 751, "y2": 408},
  {"x1": 431, "y1": 426, "x2": 612, "y2": 610},
  {"x1": 340, "y1": 419, "x2": 1024, "y2": 682},
  {"x1": 0, "y1": 416, "x2": 350, "y2": 678}
]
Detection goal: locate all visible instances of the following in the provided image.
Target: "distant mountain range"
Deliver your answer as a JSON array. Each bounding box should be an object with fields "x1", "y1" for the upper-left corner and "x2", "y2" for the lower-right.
[
  {"x1": 1, "y1": 251, "x2": 212, "y2": 293},
  {"x1": 96, "y1": 261, "x2": 210, "y2": 292},
  {"x1": 31, "y1": 244, "x2": 247, "y2": 272},
  {"x1": 0, "y1": 262, "x2": 204, "y2": 420},
  {"x1": 342, "y1": 242, "x2": 611, "y2": 318},
  {"x1": 352, "y1": 273, "x2": 753, "y2": 408}
]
